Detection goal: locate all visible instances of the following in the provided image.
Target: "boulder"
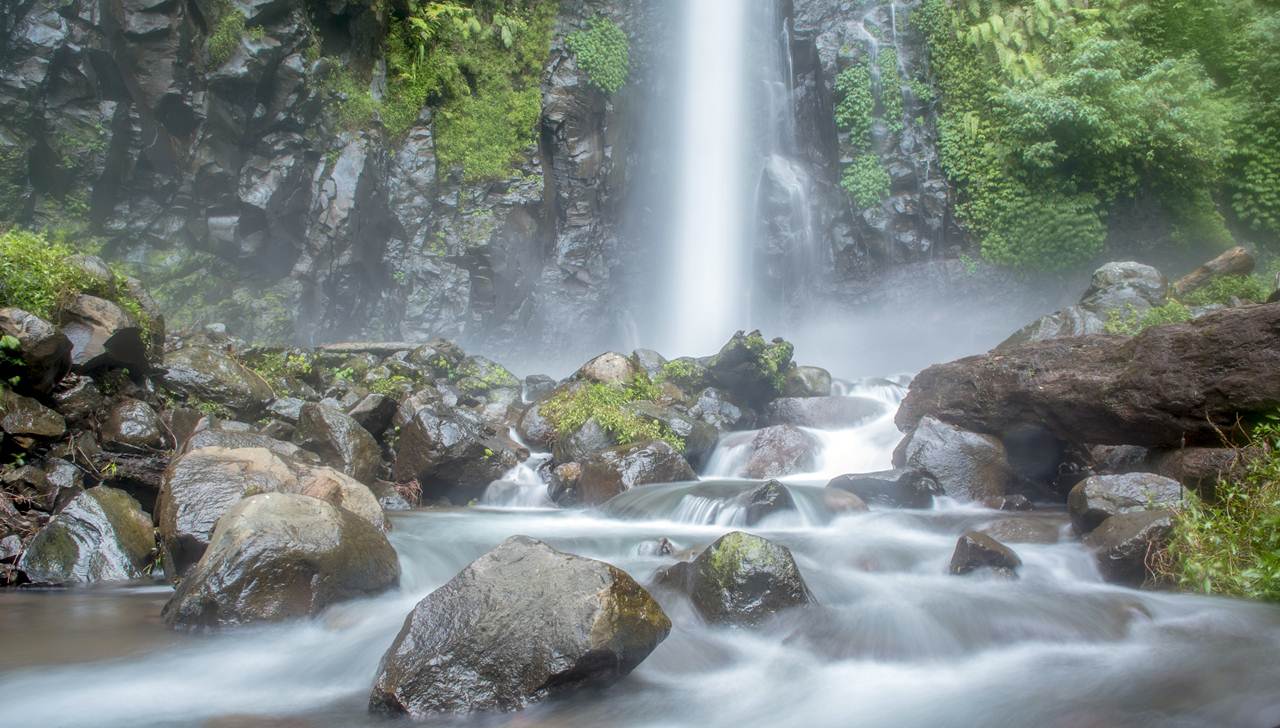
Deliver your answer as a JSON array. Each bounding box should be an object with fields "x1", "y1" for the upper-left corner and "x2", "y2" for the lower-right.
[
  {"x1": 184, "y1": 429, "x2": 318, "y2": 463},
  {"x1": 391, "y1": 405, "x2": 516, "y2": 503},
  {"x1": 658, "y1": 531, "x2": 812, "y2": 627},
  {"x1": 899, "y1": 305, "x2": 1280, "y2": 448},
  {"x1": 522, "y1": 374, "x2": 557, "y2": 402},
  {"x1": 347, "y1": 393, "x2": 397, "y2": 438},
  {"x1": 517, "y1": 400, "x2": 558, "y2": 450},
  {"x1": 161, "y1": 346, "x2": 274, "y2": 418},
  {"x1": 578, "y1": 440, "x2": 697, "y2": 505},
  {"x1": 623, "y1": 401, "x2": 718, "y2": 468},
  {"x1": 705, "y1": 331, "x2": 794, "y2": 406},
  {"x1": 949, "y1": 531, "x2": 1022, "y2": 577},
  {"x1": 552, "y1": 416, "x2": 615, "y2": 463},
  {"x1": 736, "y1": 479, "x2": 797, "y2": 525},
  {"x1": 826, "y1": 468, "x2": 942, "y2": 509},
  {"x1": 454, "y1": 356, "x2": 520, "y2": 398},
  {"x1": 1089, "y1": 444, "x2": 1151, "y2": 475},
  {"x1": 979, "y1": 494, "x2": 1034, "y2": 511},
  {"x1": 893, "y1": 417, "x2": 1016, "y2": 501},
  {"x1": 101, "y1": 398, "x2": 165, "y2": 451},
  {"x1": 631, "y1": 349, "x2": 667, "y2": 378},
  {"x1": 1148, "y1": 447, "x2": 1254, "y2": 496},
  {"x1": 978, "y1": 516, "x2": 1063, "y2": 544},
  {"x1": 295, "y1": 404, "x2": 380, "y2": 484},
  {"x1": 58, "y1": 294, "x2": 150, "y2": 374},
  {"x1": 999, "y1": 262, "x2": 1168, "y2": 349},
  {"x1": 0, "y1": 389, "x2": 66, "y2": 443},
  {"x1": 1083, "y1": 510, "x2": 1174, "y2": 586},
  {"x1": 266, "y1": 397, "x2": 306, "y2": 424},
  {"x1": 18, "y1": 487, "x2": 154, "y2": 585},
  {"x1": 2, "y1": 459, "x2": 84, "y2": 512},
  {"x1": 743, "y1": 425, "x2": 821, "y2": 479},
  {"x1": 689, "y1": 387, "x2": 751, "y2": 431},
  {"x1": 782, "y1": 366, "x2": 832, "y2": 397},
  {"x1": 295, "y1": 466, "x2": 389, "y2": 533},
  {"x1": 574, "y1": 352, "x2": 637, "y2": 385},
  {"x1": 163, "y1": 493, "x2": 399, "y2": 630},
  {"x1": 1172, "y1": 246, "x2": 1255, "y2": 298},
  {"x1": 51, "y1": 374, "x2": 105, "y2": 426},
  {"x1": 0, "y1": 308, "x2": 72, "y2": 394},
  {"x1": 1067, "y1": 473, "x2": 1188, "y2": 535},
  {"x1": 762, "y1": 396, "x2": 885, "y2": 429},
  {"x1": 369, "y1": 536, "x2": 670, "y2": 717}
]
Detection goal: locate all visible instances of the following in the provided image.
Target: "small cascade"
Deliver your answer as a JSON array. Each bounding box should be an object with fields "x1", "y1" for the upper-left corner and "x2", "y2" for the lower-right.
[
  {"x1": 480, "y1": 430, "x2": 554, "y2": 508},
  {"x1": 601, "y1": 480, "x2": 845, "y2": 528}
]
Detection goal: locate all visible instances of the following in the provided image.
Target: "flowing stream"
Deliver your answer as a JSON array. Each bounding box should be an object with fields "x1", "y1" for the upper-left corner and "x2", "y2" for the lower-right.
[{"x1": 2, "y1": 379, "x2": 1280, "y2": 727}]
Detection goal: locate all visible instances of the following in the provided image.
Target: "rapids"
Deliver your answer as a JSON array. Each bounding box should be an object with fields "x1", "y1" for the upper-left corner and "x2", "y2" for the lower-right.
[{"x1": 1, "y1": 381, "x2": 1279, "y2": 728}]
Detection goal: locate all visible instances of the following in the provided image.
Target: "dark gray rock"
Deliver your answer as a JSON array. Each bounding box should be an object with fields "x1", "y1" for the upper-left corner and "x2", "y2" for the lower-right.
[
  {"x1": 743, "y1": 425, "x2": 821, "y2": 479},
  {"x1": 689, "y1": 387, "x2": 751, "y2": 431},
  {"x1": 0, "y1": 389, "x2": 66, "y2": 443},
  {"x1": 763, "y1": 396, "x2": 885, "y2": 429},
  {"x1": 19, "y1": 487, "x2": 154, "y2": 585},
  {"x1": 1067, "y1": 473, "x2": 1189, "y2": 535},
  {"x1": 552, "y1": 416, "x2": 616, "y2": 464},
  {"x1": 0, "y1": 308, "x2": 72, "y2": 395},
  {"x1": 161, "y1": 347, "x2": 274, "y2": 418},
  {"x1": 369, "y1": 536, "x2": 670, "y2": 717},
  {"x1": 391, "y1": 405, "x2": 516, "y2": 503},
  {"x1": 184, "y1": 429, "x2": 318, "y2": 463},
  {"x1": 893, "y1": 417, "x2": 1016, "y2": 501},
  {"x1": 999, "y1": 262, "x2": 1168, "y2": 348},
  {"x1": 101, "y1": 398, "x2": 165, "y2": 451},
  {"x1": 949, "y1": 531, "x2": 1022, "y2": 577},
  {"x1": 58, "y1": 295, "x2": 150, "y2": 374},
  {"x1": 518, "y1": 400, "x2": 559, "y2": 450},
  {"x1": 578, "y1": 441, "x2": 697, "y2": 505},
  {"x1": 623, "y1": 401, "x2": 718, "y2": 468},
  {"x1": 658, "y1": 531, "x2": 813, "y2": 627},
  {"x1": 827, "y1": 468, "x2": 942, "y2": 509},
  {"x1": 295, "y1": 404, "x2": 380, "y2": 484},
  {"x1": 1084, "y1": 510, "x2": 1174, "y2": 586},
  {"x1": 737, "y1": 480, "x2": 797, "y2": 525},
  {"x1": 782, "y1": 366, "x2": 832, "y2": 397},
  {"x1": 163, "y1": 493, "x2": 399, "y2": 630},
  {"x1": 522, "y1": 374, "x2": 557, "y2": 403},
  {"x1": 266, "y1": 397, "x2": 306, "y2": 424},
  {"x1": 51, "y1": 375, "x2": 105, "y2": 427},
  {"x1": 705, "y1": 331, "x2": 794, "y2": 406},
  {"x1": 347, "y1": 393, "x2": 398, "y2": 438}
]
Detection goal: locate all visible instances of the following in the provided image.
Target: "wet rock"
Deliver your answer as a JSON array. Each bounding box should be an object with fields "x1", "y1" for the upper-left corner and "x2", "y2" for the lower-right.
[
  {"x1": 743, "y1": 425, "x2": 820, "y2": 479},
  {"x1": 705, "y1": 331, "x2": 794, "y2": 406},
  {"x1": 689, "y1": 387, "x2": 751, "y2": 432},
  {"x1": 0, "y1": 308, "x2": 72, "y2": 395},
  {"x1": 827, "y1": 468, "x2": 942, "y2": 509},
  {"x1": 101, "y1": 398, "x2": 165, "y2": 451},
  {"x1": 574, "y1": 352, "x2": 638, "y2": 385},
  {"x1": 266, "y1": 397, "x2": 306, "y2": 424},
  {"x1": 893, "y1": 417, "x2": 1016, "y2": 501},
  {"x1": 736, "y1": 480, "x2": 797, "y2": 525},
  {"x1": 455, "y1": 356, "x2": 520, "y2": 399},
  {"x1": 978, "y1": 517, "x2": 1063, "y2": 544},
  {"x1": 631, "y1": 349, "x2": 667, "y2": 378},
  {"x1": 295, "y1": 404, "x2": 380, "y2": 484},
  {"x1": 161, "y1": 347, "x2": 274, "y2": 418},
  {"x1": 782, "y1": 366, "x2": 832, "y2": 397},
  {"x1": 51, "y1": 375, "x2": 105, "y2": 427},
  {"x1": 185, "y1": 429, "x2": 318, "y2": 463},
  {"x1": 1067, "y1": 473, "x2": 1189, "y2": 535},
  {"x1": 636, "y1": 537, "x2": 676, "y2": 556},
  {"x1": 900, "y1": 305, "x2": 1280, "y2": 448},
  {"x1": 18, "y1": 487, "x2": 154, "y2": 585},
  {"x1": 999, "y1": 262, "x2": 1167, "y2": 349},
  {"x1": 522, "y1": 374, "x2": 557, "y2": 402},
  {"x1": 762, "y1": 396, "x2": 884, "y2": 429},
  {"x1": 370, "y1": 480, "x2": 415, "y2": 511},
  {"x1": 295, "y1": 466, "x2": 389, "y2": 533},
  {"x1": 1148, "y1": 447, "x2": 1254, "y2": 496},
  {"x1": 979, "y1": 494, "x2": 1034, "y2": 511},
  {"x1": 0, "y1": 389, "x2": 66, "y2": 443},
  {"x1": 391, "y1": 405, "x2": 516, "y2": 503},
  {"x1": 58, "y1": 295, "x2": 150, "y2": 374},
  {"x1": 552, "y1": 416, "x2": 615, "y2": 463},
  {"x1": 163, "y1": 493, "x2": 399, "y2": 631},
  {"x1": 518, "y1": 400, "x2": 559, "y2": 450},
  {"x1": 1089, "y1": 445, "x2": 1151, "y2": 475},
  {"x1": 1083, "y1": 510, "x2": 1174, "y2": 586},
  {"x1": 1, "y1": 460, "x2": 83, "y2": 514},
  {"x1": 623, "y1": 401, "x2": 719, "y2": 468},
  {"x1": 659, "y1": 531, "x2": 813, "y2": 627},
  {"x1": 369, "y1": 536, "x2": 670, "y2": 717},
  {"x1": 549, "y1": 462, "x2": 582, "y2": 505},
  {"x1": 578, "y1": 440, "x2": 697, "y2": 505},
  {"x1": 347, "y1": 393, "x2": 397, "y2": 439},
  {"x1": 949, "y1": 531, "x2": 1022, "y2": 577}
]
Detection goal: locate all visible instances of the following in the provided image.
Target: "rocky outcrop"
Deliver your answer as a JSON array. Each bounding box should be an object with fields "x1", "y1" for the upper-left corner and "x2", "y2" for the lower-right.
[
  {"x1": 161, "y1": 347, "x2": 274, "y2": 418},
  {"x1": 999, "y1": 262, "x2": 1169, "y2": 348},
  {"x1": 369, "y1": 536, "x2": 670, "y2": 717},
  {"x1": 163, "y1": 493, "x2": 399, "y2": 630},
  {"x1": 656, "y1": 531, "x2": 813, "y2": 627},
  {"x1": 892, "y1": 416, "x2": 1016, "y2": 501},
  {"x1": 19, "y1": 487, "x2": 154, "y2": 585},
  {"x1": 1067, "y1": 473, "x2": 1189, "y2": 535},
  {"x1": 898, "y1": 305, "x2": 1280, "y2": 448},
  {"x1": 391, "y1": 405, "x2": 516, "y2": 503},
  {"x1": 578, "y1": 440, "x2": 696, "y2": 505}
]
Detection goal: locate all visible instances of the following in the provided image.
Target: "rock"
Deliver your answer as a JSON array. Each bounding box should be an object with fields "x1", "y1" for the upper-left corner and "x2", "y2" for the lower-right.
[
  {"x1": 978, "y1": 517, "x2": 1063, "y2": 544},
  {"x1": 623, "y1": 401, "x2": 719, "y2": 468},
  {"x1": 1067, "y1": 473, "x2": 1189, "y2": 535},
  {"x1": 552, "y1": 416, "x2": 615, "y2": 463},
  {"x1": 705, "y1": 331, "x2": 794, "y2": 406},
  {"x1": 517, "y1": 400, "x2": 558, "y2": 450},
  {"x1": 1090, "y1": 445, "x2": 1151, "y2": 474},
  {"x1": 949, "y1": 531, "x2": 1022, "y2": 577},
  {"x1": 370, "y1": 480, "x2": 415, "y2": 511},
  {"x1": 58, "y1": 295, "x2": 150, "y2": 374},
  {"x1": 295, "y1": 404, "x2": 380, "y2": 484},
  {"x1": 578, "y1": 440, "x2": 697, "y2": 505},
  {"x1": 295, "y1": 466, "x2": 389, "y2": 533},
  {"x1": 185, "y1": 429, "x2": 318, "y2": 463},
  {"x1": 660, "y1": 531, "x2": 812, "y2": 627},
  {"x1": 161, "y1": 347, "x2": 274, "y2": 418},
  {"x1": 347, "y1": 393, "x2": 397, "y2": 438},
  {"x1": 781, "y1": 366, "x2": 832, "y2": 397},
  {"x1": 762, "y1": 396, "x2": 885, "y2": 429},
  {"x1": 826, "y1": 468, "x2": 942, "y2": 509},
  {"x1": 980, "y1": 494, "x2": 1034, "y2": 511},
  {"x1": 18, "y1": 487, "x2": 154, "y2": 585},
  {"x1": 391, "y1": 405, "x2": 516, "y2": 503},
  {"x1": 574, "y1": 352, "x2": 638, "y2": 385},
  {"x1": 893, "y1": 417, "x2": 1016, "y2": 501},
  {"x1": 736, "y1": 480, "x2": 797, "y2": 525},
  {"x1": 1172, "y1": 246, "x2": 1255, "y2": 298},
  {"x1": 101, "y1": 398, "x2": 165, "y2": 451},
  {"x1": 454, "y1": 356, "x2": 519, "y2": 398},
  {"x1": 1083, "y1": 510, "x2": 1174, "y2": 586},
  {"x1": 630, "y1": 349, "x2": 667, "y2": 378},
  {"x1": 0, "y1": 308, "x2": 72, "y2": 395},
  {"x1": 636, "y1": 537, "x2": 675, "y2": 556},
  {"x1": 163, "y1": 493, "x2": 399, "y2": 630},
  {"x1": 51, "y1": 375, "x2": 105, "y2": 426},
  {"x1": 743, "y1": 425, "x2": 821, "y2": 479},
  {"x1": 522, "y1": 374, "x2": 557, "y2": 402},
  {"x1": 0, "y1": 389, "x2": 66, "y2": 443},
  {"x1": 2, "y1": 459, "x2": 84, "y2": 512},
  {"x1": 998, "y1": 262, "x2": 1169, "y2": 349},
  {"x1": 899, "y1": 305, "x2": 1280, "y2": 448},
  {"x1": 266, "y1": 397, "x2": 306, "y2": 424},
  {"x1": 368, "y1": 536, "x2": 670, "y2": 717},
  {"x1": 1148, "y1": 447, "x2": 1254, "y2": 496},
  {"x1": 689, "y1": 387, "x2": 751, "y2": 431}
]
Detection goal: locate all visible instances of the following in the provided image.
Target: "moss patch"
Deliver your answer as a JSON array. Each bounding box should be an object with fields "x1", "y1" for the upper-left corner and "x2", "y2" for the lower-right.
[{"x1": 540, "y1": 374, "x2": 684, "y2": 452}]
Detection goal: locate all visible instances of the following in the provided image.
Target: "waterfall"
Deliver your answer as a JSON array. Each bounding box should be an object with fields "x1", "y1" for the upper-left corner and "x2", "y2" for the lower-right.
[{"x1": 663, "y1": 0, "x2": 750, "y2": 357}]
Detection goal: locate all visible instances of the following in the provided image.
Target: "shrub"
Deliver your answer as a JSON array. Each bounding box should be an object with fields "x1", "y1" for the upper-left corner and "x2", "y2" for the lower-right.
[
  {"x1": 567, "y1": 17, "x2": 630, "y2": 94},
  {"x1": 834, "y1": 65, "x2": 874, "y2": 152},
  {"x1": 207, "y1": 3, "x2": 247, "y2": 67},
  {"x1": 1182, "y1": 275, "x2": 1271, "y2": 307},
  {"x1": 1103, "y1": 301, "x2": 1192, "y2": 336},
  {"x1": 841, "y1": 156, "x2": 890, "y2": 209},
  {"x1": 539, "y1": 375, "x2": 684, "y2": 452}
]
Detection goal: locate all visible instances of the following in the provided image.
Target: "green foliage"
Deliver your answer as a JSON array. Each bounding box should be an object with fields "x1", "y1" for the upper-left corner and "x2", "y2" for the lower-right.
[
  {"x1": 540, "y1": 375, "x2": 684, "y2": 452},
  {"x1": 251, "y1": 351, "x2": 314, "y2": 383},
  {"x1": 841, "y1": 155, "x2": 891, "y2": 210},
  {"x1": 1103, "y1": 300, "x2": 1192, "y2": 335},
  {"x1": 319, "y1": 62, "x2": 378, "y2": 131},
  {"x1": 658, "y1": 359, "x2": 699, "y2": 385},
  {"x1": 1162, "y1": 418, "x2": 1280, "y2": 601},
  {"x1": 369, "y1": 374, "x2": 413, "y2": 397},
  {"x1": 567, "y1": 17, "x2": 630, "y2": 94},
  {"x1": 1182, "y1": 275, "x2": 1271, "y2": 307},
  {"x1": 0, "y1": 229, "x2": 147, "y2": 327},
  {"x1": 207, "y1": 2, "x2": 248, "y2": 67},
  {"x1": 834, "y1": 65, "x2": 874, "y2": 152},
  {"x1": 739, "y1": 331, "x2": 794, "y2": 394},
  {"x1": 877, "y1": 48, "x2": 905, "y2": 134}
]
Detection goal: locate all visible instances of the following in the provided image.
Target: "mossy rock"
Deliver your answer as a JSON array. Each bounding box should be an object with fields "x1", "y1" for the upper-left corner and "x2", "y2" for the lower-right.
[{"x1": 19, "y1": 486, "x2": 154, "y2": 585}]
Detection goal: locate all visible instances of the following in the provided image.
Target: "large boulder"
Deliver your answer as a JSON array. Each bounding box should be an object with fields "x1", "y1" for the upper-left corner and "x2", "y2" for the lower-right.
[
  {"x1": 517, "y1": 400, "x2": 558, "y2": 450},
  {"x1": 574, "y1": 352, "x2": 638, "y2": 385},
  {"x1": 294, "y1": 404, "x2": 380, "y2": 484},
  {"x1": 762, "y1": 396, "x2": 885, "y2": 429},
  {"x1": 369, "y1": 536, "x2": 670, "y2": 717},
  {"x1": 101, "y1": 398, "x2": 165, "y2": 451},
  {"x1": 578, "y1": 440, "x2": 696, "y2": 505},
  {"x1": 689, "y1": 387, "x2": 751, "y2": 432},
  {"x1": 18, "y1": 487, "x2": 154, "y2": 585},
  {"x1": 163, "y1": 493, "x2": 400, "y2": 630},
  {"x1": 184, "y1": 428, "x2": 319, "y2": 463},
  {"x1": 58, "y1": 294, "x2": 150, "y2": 374},
  {"x1": 657, "y1": 531, "x2": 812, "y2": 627},
  {"x1": 0, "y1": 389, "x2": 66, "y2": 444},
  {"x1": 999, "y1": 262, "x2": 1168, "y2": 349},
  {"x1": 949, "y1": 531, "x2": 1022, "y2": 577},
  {"x1": 893, "y1": 417, "x2": 1016, "y2": 501},
  {"x1": 551, "y1": 416, "x2": 615, "y2": 463},
  {"x1": 705, "y1": 331, "x2": 794, "y2": 406},
  {"x1": 826, "y1": 468, "x2": 942, "y2": 509},
  {"x1": 737, "y1": 479, "x2": 797, "y2": 525},
  {"x1": 899, "y1": 305, "x2": 1280, "y2": 448},
  {"x1": 622, "y1": 401, "x2": 719, "y2": 467},
  {"x1": 1067, "y1": 473, "x2": 1188, "y2": 535},
  {"x1": 391, "y1": 405, "x2": 516, "y2": 503},
  {"x1": 781, "y1": 366, "x2": 832, "y2": 397},
  {"x1": 743, "y1": 425, "x2": 821, "y2": 479},
  {"x1": 1148, "y1": 446, "x2": 1254, "y2": 496},
  {"x1": 0, "y1": 308, "x2": 72, "y2": 395},
  {"x1": 161, "y1": 346, "x2": 274, "y2": 418},
  {"x1": 1083, "y1": 510, "x2": 1174, "y2": 586},
  {"x1": 295, "y1": 466, "x2": 389, "y2": 534}
]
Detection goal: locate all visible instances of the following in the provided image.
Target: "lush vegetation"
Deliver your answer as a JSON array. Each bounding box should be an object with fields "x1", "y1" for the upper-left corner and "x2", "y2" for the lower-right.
[
  {"x1": 540, "y1": 374, "x2": 685, "y2": 452},
  {"x1": 832, "y1": 49, "x2": 902, "y2": 211},
  {"x1": 913, "y1": 0, "x2": 1280, "y2": 271},
  {"x1": 841, "y1": 155, "x2": 892, "y2": 210},
  {"x1": 1104, "y1": 272, "x2": 1273, "y2": 334},
  {"x1": 1161, "y1": 418, "x2": 1280, "y2": 602},
  {"x1": 567, "y1": 17, "x2": 630, "y2": 94}
]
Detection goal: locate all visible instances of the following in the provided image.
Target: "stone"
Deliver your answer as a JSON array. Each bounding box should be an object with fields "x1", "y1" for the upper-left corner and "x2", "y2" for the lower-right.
[
  {"x1": 1084, "y1": 510, "x2": 1174, "y2": 586},
  {"x1": 161, "y1": 346, "x2": 274, "y2": 418},
  {"x1": 949, "y1": 531, "x2": 1022, "y2": 577},
  {"x1": 998, "y1": 262, "x2": 1168, "y2": 349},
  {"x1": 978, "y1": 517, "x2": 1063, "y2": 544},
  {"x1": 0, "y1": 308, "x2": 72, "y2": 395},
  {"x1": 19, "y1": 487, "x2": 154, "y2": 585},
  {"x1": 1067, "y1": 473, "x2": 1189, "y2": 535},
  {"x1": 743, "y1": 425, "x2": 821, "y2": 479},
  {"x1": 347, "y1": 393, "x2": 397, "y2": 438},
  {"x1": 522, "y1": 374, "x2": 557, "y2": 402},
  {"x1": 622, "y1": 401, "x2": 719, "y2": 468},
  {"x1": 51, "y1": 374, "x2": 105, "y2": 427},
  {"x1": 101, "y1": 398, "x2": 165, "y2": 451},
  {"x1": 574, "y1": 351, "x2": 638, "y2": 385},
  {"x1": 826, "y1": 468, "x2": 942, "y2": 509},
  {"x1": 295, "y1": 404, "x2": 380, "y2": 484},
  {"x1": 737, "y1": 479, "x2": 797, "y2": 525},
  {"x1": 163, "y1": 493, "x2": 399, "y2": 630},
  {"x1": 552, "y1": 416, "x2": 615, "y2": 463},
  {"x1": 517, "y1": 400, "x2": 559, "y2": 450},
  {"x1": 762, "y1": 396, "x2": 885, "y2": 429},
  {"x1": 266, "y1": 397, "x2": 305, "y2": 424},
  {"x1": 391, "y1": 405, "x2": 516, "y2": 503},
  {"x1": 1148, "y1": 447, "x2": 1254, "y2": 496},
  {"x1": 58, "y1": 295, "x2": 150, "y2": 374},
  {"x1": 979, "y1": 494, "x2": 1034, "y2": 511},
  {"x1": 781, "y1": 366, "x2": 832, "y2": 397},
  {"x1": 369, "y1": 536, "x2": 669, "y2": 717},
  {"x1": 689, "y1": 387, "x2": 751, "y2": 432},
  {"x1": 295, "y1": 466, "x2": 389, "y2": 533},
  {"x1": 578, "y1": 440, "x2": 697, "y2": 505},
  {"x1": 658, "y1": 531, "x2": 813, "y2": 627},
  {"x1": 705, "y1": 331, "x2": 794, "y2": 406},
  {"x1": 893, "y1": 417, "x2": 1016, "y2": 501},
  {"x1": 184, "y1": 429, "x2": 318, "y2": 463},
  {"x1": 0, "y1": 389, "x2": 66, "y2": 442}
]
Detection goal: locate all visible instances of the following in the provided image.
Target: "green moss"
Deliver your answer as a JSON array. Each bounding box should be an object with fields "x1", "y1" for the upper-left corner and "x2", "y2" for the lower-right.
[
  {"x1": 540, "y1": 374, "x2": 684, "y2": 452},
  {"x1": 1181, "y1": 275, "x2": 1271, "y2": 307},
  {"x1": 1104, "y1": 301, "x2": 1193, "y2": 336},
  {"x1": 369, "y1": 374, "x2": 413, "y2": 397},
  {"x1": 841, "y1": 155, "x2": 891, "y2": 210},
  {"x1": 704, "y1": 532, "x2": 785, "y2": 585},
  {"x1": 319, "y1": 62, "x2": 378, "y2": 130},
  {"x1": 455, "y1": 357, "x2": 519, "y2": 395},
  {"x1": 739, "y1": 331, "x2": 794, "y2": 394},
  {"x1": 567, "y1": 16, "x2": 630, "y2": 94},
  {"x1": 877, "y1": 47, "x2": 904, "y2": 134},
  {"x1": 207, "y1": 2, "x2": 248, "y2": 67}
]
